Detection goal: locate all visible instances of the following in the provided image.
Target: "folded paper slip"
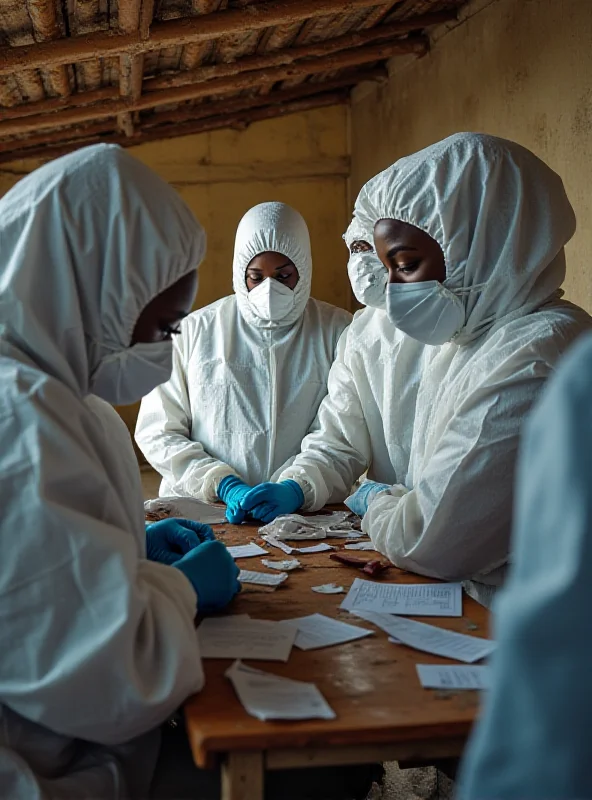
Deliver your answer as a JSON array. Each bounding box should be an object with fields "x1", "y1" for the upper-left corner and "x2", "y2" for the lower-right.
[{"x1": 226, "y1": 660, "x2": 336, "y2": 720}]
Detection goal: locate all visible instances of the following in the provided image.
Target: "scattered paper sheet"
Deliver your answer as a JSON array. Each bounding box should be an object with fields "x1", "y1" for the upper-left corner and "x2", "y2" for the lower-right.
[
  {"x1": 226, "y1": 660, "x2": 336, "y2": 720},
  {"x1": 239, "y1": 569, "x2": 288, "y2": 587},
  {"x1": 261, "y1": 534, "x2": 295, "y2": 554},
  {"x1": 227, "y1": 542, "x2": 268, "y2": 559},
  {"x1": 312, "y1": 583, "x2": 345, "y2": 594},
  {"x1": 296, "y1": 543, "x2": 335, "y2": 553},
  {"x1": 261, "y1": 535, "x2": 335, "y2": 555},
  {"x1": 344, "y1": 542, "x2": 376, "y2": 551},
  {"x1": 259, "y1": 514, "x2": 328, "y2": 540},
  {"x1": 144, "y1": 496, "x2": 227, "y2": 525},
  {"x1": 285, "y1": 613, "x2": 374, "y2": 651},
  {"x1": 416, "y1": 664, "x2": 490, "y2": 690},
  {"x1": 198, "y1": 616, "x2": 296, "y2": 661},
  {"x1": 341, "y1": 578, "x2": 462, "y2": 617},
  {"x1": 352, "y1": 611, "x2": 495, "y2": 663},
  {"x1": 261, "y1": 558, "x2": 301, "y2": 571},
  {"x1": 259, "y1": 512, "x2": 357, "y2": 541}
]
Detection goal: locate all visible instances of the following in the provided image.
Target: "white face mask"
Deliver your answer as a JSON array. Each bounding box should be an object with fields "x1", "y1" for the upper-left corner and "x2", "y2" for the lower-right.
[
  {"x1": 347, "y1": 252, "x2": 388, "y2": 309},
  {"x1": 247, "y1": 277, "x2": 295, "y2": 322},
  {"x1": 386, "y1": 281, "x2": 466, "y2": 345},
  {"x1": 89, "y1": 340, "x2": 173, "y2": 405}
]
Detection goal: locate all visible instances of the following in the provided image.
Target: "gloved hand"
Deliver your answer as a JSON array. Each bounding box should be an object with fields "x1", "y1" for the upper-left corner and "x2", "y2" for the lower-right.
[
  {"x1": 174, "y1": 540, "x2": 241, "y2": 614},
  {"x1": 345, "y1": 480, "x2": 391, "y2": 518},
  {"x1": 240, "y1": 480, "x2": 305, "y2": 524},
  {"x1": 218, "y1": 475, "x2": 251, "y2": 524},
  {"x1": 146, "y1": 518, "x2": 216, "y2": 566}
]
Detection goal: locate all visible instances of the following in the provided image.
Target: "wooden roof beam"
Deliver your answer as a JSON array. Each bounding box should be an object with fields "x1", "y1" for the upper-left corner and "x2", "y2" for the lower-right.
[
  {"x1": 117, "y1": 0, "x2": 154, "y2": 137},
  {"x1": 141, "y1": 67, "x2": 386, "y2": 127},
  {"x1": 0, "y1": 9, "x2": 449, "y2": 119},
  {"x1": 0, "y1": 121, "x2": 117, "y2": 155},
  {"x1": 0, "y1": 0, "x2": 394, "y2": 75},
  {"x1": 0, "y1": 36, "x2": 425, "y2": 137},
  {"x1": 25, "y1": 0, "x2": 70, "y2": 97},
  {"x1": 0, "y1": 68, "x2": 383, "y2": 156},
  {"x1": 147, "y1": 10, "x2": 452, "y2": 92},
  {"x1": 0, "y1": 90, "x2": 348, "y2": 166},
  {"x1": 1, "y1": 86, "x2": 116, "y2": 120}
]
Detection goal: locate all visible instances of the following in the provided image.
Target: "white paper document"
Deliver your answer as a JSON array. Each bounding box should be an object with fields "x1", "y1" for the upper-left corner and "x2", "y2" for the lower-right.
[
  {"x1": 341, "y1": 578, "x2": 462, "y2": 617},
  {"x1": 311, "y1": 583, "x2": 345, "y2": 594},
  {"x1": 144, "y1": 496, "x2": 227, "y2": 525},
  {"x1": 226, "y1": 660, "x2": 336, "y2": 721},
  {"x1": 416, "y1": 664, "x2": 490, "y2": 690},
  {"x1": 286, "y1": 613, "x2": 374, "y2": 651},
  {"x1": 261, "y1": 558, "x2": 301, "y2": 571},
  {"x1": 261, "y1": 534, "x2": 295, "y2": 554},
  {"x1": 344, "y1": 542, "x2": 376, "y2": 551},
  {"x1": 198, "y1": 616, "x2": 296, "y2": 661},
  {"x1": 296, "y1": 542, "x2": 335, "y2": 553},
  {"x1": 227, "y1": 542, "x2": 268, "y2": 559},
  {"x1": 353, "y1": 611, "x2": 495, "y2": 663},
  {"x1": 239, "y1": 569, "x2": 288, "y2": 587}
]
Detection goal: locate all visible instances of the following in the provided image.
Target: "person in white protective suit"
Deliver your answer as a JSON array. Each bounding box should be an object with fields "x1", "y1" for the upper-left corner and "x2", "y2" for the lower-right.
[
  {"x1": 135, "y1": 201, "x2": 351, "y2": 524},
  {"x1": 458, "y1": 332, "x2": 592, "y2": 799},
  {"x1": 0, "y1": 144, "x2": 242, "y2": 799},
  {"x1": 253, "y1": 132, "x2": 592, "y2": 607}
]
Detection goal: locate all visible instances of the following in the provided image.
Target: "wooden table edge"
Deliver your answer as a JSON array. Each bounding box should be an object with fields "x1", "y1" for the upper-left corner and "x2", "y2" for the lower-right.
[{"x1": 186, "y1": 717, "x2": 474, "y2": 770}]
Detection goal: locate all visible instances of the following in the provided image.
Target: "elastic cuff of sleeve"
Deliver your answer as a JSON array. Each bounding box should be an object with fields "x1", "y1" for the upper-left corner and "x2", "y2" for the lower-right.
[
  {"x1": 361, "y1": 484, "x2": 407, "y2": 536},
  {"x1": 279, "y1": 473, "x2": 317, "y2": 511},
  {"x1": 191, "y1": 465, "x2": 238, "y2": 504},
  {"x1": 218, "y1": 474, "x2": 242, "y2": 501},
  {"x1": 282, "y1": 479, "x2": 305, "y2": 508}
]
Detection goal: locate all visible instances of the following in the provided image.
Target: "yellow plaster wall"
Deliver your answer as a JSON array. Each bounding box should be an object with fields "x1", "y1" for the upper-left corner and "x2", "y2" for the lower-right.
[
  {"x1": 350, "y1": 0, "x2": 592, "y2": 313},
  {"x1": 0, "y1": 105, "x2": 351, "y2": 436}
]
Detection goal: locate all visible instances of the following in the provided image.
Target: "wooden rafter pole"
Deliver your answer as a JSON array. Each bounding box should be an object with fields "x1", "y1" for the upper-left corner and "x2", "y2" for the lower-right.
[
  {"x1": 0, "y1": 0, "x2": 394, "y2": 75},
  {"x1": 181, "y1": 0, "x2": 223, "y2": 70},
  {"x1": 147, "y1": 11, "x2": 451, "y2": 91},
  {"x1": 142, "y1": 67, "x2": 385, "y2": 127},
  {"x1": 0, "y1": 68, "x2": 384, "y2": 156},
  {"x1": 0, "y1": 91, "x2": 348, "y2": 166},
  {"x1": 25, "y1": 0, "x2": 70, "y2": 97},
  {"x1": 1, "y1": 86, "x2": 115, "y2": 120},
  {"x1": 0, "y1": 36, "x2": 425, "y2": 137},
  {"x1": 117, "y1": 0, "x2": 152, "y2": 137},
  {"x1": 0, "y1": 120, "x2": 116, "y2": 155},
  {"x1": 0, "y1": 9, "x2": 449, "y2": 121}
]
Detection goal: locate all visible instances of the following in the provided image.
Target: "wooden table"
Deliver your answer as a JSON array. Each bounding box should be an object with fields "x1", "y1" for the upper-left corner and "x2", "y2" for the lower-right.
[{"x1": 183, "y1": 517, "x2": 489, "y2": 800}]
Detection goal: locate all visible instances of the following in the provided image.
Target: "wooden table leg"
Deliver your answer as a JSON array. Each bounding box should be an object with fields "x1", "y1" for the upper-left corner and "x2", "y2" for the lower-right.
[{"x1": 221, "y1": 751, "x2": 264, "y2": 800}]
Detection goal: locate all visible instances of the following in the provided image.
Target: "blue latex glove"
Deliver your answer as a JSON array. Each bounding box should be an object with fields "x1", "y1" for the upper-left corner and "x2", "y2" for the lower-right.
[
  {"x1": 218, "y1": 475, "x2": 251, "y2": 524},
  {"x1": 174, "y1": 540, "x2": 241, "y2": 614},
  {"x1": 240, "y1": 480, "x2": 305, "y2": 524},
  {"x1": 345, "y1": 480, "x2": 391, "y2": 518},
  {"x1": 146, "y1": 518, "x2": 216, "y2": 566}
]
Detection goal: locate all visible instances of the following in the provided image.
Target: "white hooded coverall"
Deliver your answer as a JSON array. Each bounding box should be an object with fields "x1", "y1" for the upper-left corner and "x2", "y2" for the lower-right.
[
  {"x1": 279, "y1": 133, "x2": 592, "y2": 606},
  {"x1": 0, "y1": 145, "x2": 207, "y2": 798},
  {"x1": 135, "y1": 202, "x2": 351, "y2": 504}
]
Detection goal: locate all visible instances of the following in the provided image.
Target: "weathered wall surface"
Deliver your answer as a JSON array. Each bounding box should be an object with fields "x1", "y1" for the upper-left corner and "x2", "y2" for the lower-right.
[
  {"x1": 0, "y1": 105, "x2": 351, "y2": 435},
  {"x1": 350, "y1": 0, "x2": 592, "y2": 312}
]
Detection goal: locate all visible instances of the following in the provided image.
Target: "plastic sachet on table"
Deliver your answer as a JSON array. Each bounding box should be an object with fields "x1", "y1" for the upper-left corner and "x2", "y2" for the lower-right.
[
  {"x1": 144, "y1": 496, "x2": 227, "y2": 525},
  {"x1": 258, "y1": 511, "x2": 364, "y2": 541}
]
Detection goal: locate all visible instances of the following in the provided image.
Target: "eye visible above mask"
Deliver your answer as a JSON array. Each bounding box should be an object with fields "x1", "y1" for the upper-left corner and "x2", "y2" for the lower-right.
[
  {"x1": 247, "y1": 277, "x2": 295, "y2": 322},
  {"x1": 89, "y1": 340, "x2": 173, "y2": 405},
  {"x1": 347, "y1": 252, "x2": 388, "y2": 309},
  {"x1": 385, "y1": 280, "x2": 466, "y2": 345}
]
